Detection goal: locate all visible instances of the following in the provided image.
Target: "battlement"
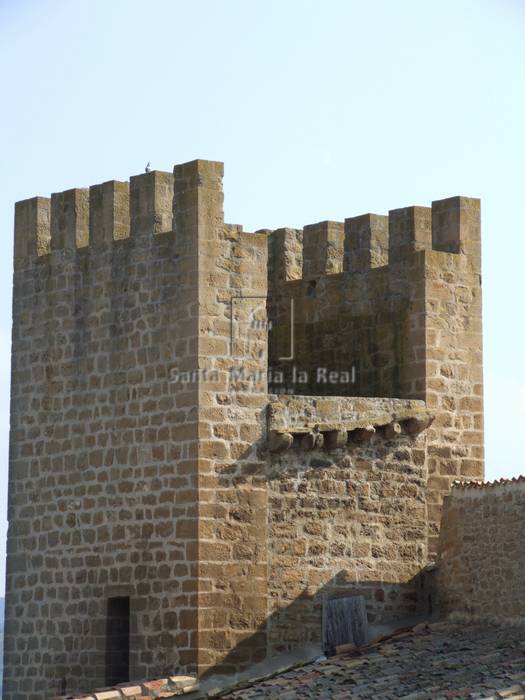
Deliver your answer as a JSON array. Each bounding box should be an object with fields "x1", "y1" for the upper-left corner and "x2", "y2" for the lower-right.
[
  {"x1": 14, "y1": 158, "x2": 480, "y2": 287},
  {"x1": 13, "y1": 161, "x2": 481, "y2": 407},
  {"x1": 267, "y1": 197, "x2": 480, "y2": 283},
  {"x1": 13, "y1": 160, "x2": 224, "y2": 267}
]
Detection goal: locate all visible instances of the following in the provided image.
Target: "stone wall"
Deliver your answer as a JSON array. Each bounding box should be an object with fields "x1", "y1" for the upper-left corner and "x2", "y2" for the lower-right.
[
  {"x1": 267, "y1": 200, "x2": 484, "y2": 552},
  {"x1": 5, "y1": 169, "x2": 204, "y2": 697},
  {"x1": 266, "y1": 396, "x2": 431, "y2": 657},
  {"x1": 189, "y1": 393, "x2": 434, "y2": 681},
  {"x1": 436, "y1": 479, "x2": 525, "y2": 623},
  {"x1": 5, "y1": 159, "x2": 484, "y2": 697},
  {"x1": 4, "y1": 160, "x2": 271, "y2": 694},
  {"x1": 189, "y1": 170, "x2": 269, "y2": 677}
]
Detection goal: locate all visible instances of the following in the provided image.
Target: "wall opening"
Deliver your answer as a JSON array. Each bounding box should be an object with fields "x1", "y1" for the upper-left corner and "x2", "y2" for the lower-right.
[
  {"x1": 105, "y1": 596, "x2": 130, "y2": 686},
  {"x1": 322, "y1": 595, "x2": 369, "y2": 655},
  {"x1": 266, "y1": 282, "x2": 419, "y2": 400}
]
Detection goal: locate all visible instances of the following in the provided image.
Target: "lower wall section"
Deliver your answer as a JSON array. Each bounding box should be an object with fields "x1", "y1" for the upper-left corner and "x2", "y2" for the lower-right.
[
  {"x1": 265, "y1": 395, "x2": 431, "y2": 658},
  {"x1": 197, "y1": 395, "x2": 433, "y2": 680},
  {"x1": 4, "y1": 393, "x2": 436, "y2": 696},
  {"x1": 437, "y1": 478, "x2": 525, "y2": 623}
]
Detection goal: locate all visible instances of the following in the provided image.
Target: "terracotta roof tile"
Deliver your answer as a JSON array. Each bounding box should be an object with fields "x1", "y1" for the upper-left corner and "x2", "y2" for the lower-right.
[{"x1": 452, "y1": 475, "x2": 525, "y2": 490}]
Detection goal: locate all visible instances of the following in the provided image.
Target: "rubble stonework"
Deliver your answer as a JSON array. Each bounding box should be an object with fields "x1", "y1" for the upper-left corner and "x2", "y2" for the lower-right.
[
  {"x1": 437, "y1": 478, "x2": 525, "y2": 623},
  {"x1": 266, "y1": 396, "x2": 430, "y2": 657},
  {"x1": 4, "y1": 160, "x2": 483, "y2": 698},
  {"x1": 268, "y1": 201, "x2": 484, "y2": 552}
]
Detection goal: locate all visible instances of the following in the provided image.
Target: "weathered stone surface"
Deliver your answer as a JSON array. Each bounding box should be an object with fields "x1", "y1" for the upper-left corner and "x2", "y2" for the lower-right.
[
  {"x1": 403, "y1": 414, "x2": 434, "y2": 435},
  {"x1": 323, "y1": 429, "x2": 347, "y2": 449},
  {"x1": 268, "y1": 396, "x2": 428, "y2": 434},
  {"x1": 268, "y1": 196, "x2": 484, "y2": 553},
  {"x1": 299, "y1": 431, "x2": 321, "y2": 450},
  {"x1": 5, "y1": 158, "x2": 484, "y2": 698},
  {"x1": 267, "y1": 419, "x2": 429, "y2": 654},
  {"x1": 5, "y1": 163, "x2": 211, "y2": 696},
  {"x1": 350, "y1": 425, "x2": 376, "y2": 443},
  {"x1": 383, "y1": 421, "x2": 402, "y2": 439},
  {"x1": 268, "y1": 431, "x2": 294, "y2": 453},
  {"x1": 437, "y1": 478, "x2": 525, "y2": 623}
]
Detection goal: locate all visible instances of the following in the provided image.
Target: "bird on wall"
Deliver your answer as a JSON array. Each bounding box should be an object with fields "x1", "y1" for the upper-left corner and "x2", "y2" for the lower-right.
[{"x1": 145, "y1": 162, "x2": 151, "y2": 173}]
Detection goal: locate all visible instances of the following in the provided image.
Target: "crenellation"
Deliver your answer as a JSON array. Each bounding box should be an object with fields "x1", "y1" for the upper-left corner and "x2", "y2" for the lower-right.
[
  {"x1": 129, "y1": 171, "x2": 174, "y2": 237},
  {"x1": 267, "y1": 227, "x2": 302, "y2": 282},
  {"x1": 302, "y1": 220, "x2": 344, "y2": 278},
  {"x1": 388, "y1": 205, "x2": 432, "y2": 262},
  {"x1": 173, "y1": 158, "x2": 224, "y2": 193},
  {"x1": 344, "y1": 213, "x2": 389, "y2": 272},
  {"x1": 14, "y1": 196, "x2": 51, "y2": 264},
  {"x1": 51, "y1": 188, "x2": 90, "y2": 250},
  {"x1": 89, "y1": 180, "x2": 129, "y2": 244},
  {"x1": 13, "y1": 171, "x2": 178, "y2": 263},
  {"x1": 431, "y1": 196, "x2": 481, "y2": 259}
]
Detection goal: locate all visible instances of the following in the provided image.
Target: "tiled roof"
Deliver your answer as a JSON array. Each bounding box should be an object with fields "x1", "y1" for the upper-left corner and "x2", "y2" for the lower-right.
[
  {"x1": 452, "y1": 475, "x2": 525, "y2": 490},
  {"x1": 217, "y1": 622, "x2": 525, "y2": 699},
  {"x1": 55, "y1": 675, "x2": 198, "y2": 700}
]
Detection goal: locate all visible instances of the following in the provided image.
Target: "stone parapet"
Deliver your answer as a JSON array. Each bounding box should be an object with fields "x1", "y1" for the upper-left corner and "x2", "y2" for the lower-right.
[
  {"x1": 267, "y1": 395, "x2": 433, "y2": 452},
  {"x1": 268, "y1": 395, "x2": 430, "y2": 433}
]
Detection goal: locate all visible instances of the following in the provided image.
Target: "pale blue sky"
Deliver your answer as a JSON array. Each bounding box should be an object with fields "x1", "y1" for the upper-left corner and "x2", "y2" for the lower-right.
[{"x1": 0, "y1": 0, "x2": 524, "y2": 590}]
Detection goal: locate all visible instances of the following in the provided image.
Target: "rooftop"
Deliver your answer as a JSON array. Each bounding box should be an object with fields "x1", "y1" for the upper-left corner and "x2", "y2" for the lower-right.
[
  {"x1": 218, "y1": 622, "x2": 525, "y2": 700},
  {"x1": 452, "y1": 476, "x2": 525, "y2": 490}
]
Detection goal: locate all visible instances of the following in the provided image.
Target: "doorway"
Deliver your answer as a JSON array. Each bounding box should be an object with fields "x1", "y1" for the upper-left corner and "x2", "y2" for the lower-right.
[{"x1": 105, "y1": 596, "x2": 130, "y2": 685}]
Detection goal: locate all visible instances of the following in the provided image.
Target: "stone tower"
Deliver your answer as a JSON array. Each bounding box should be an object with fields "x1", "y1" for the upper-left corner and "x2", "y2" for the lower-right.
[{"x1": 3, "y1": 160, "x2": 483, "y2": 698}]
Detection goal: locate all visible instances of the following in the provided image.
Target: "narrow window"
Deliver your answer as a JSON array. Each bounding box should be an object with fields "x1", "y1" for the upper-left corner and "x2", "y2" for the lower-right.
[{"x1": 105, "y1": 597, "x2": 130, "y2": 685}]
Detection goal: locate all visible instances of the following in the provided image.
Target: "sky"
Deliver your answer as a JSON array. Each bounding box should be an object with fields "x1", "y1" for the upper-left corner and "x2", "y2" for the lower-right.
[{"x1": 0, "y1": 0, "x2": 524, "y2": 591}]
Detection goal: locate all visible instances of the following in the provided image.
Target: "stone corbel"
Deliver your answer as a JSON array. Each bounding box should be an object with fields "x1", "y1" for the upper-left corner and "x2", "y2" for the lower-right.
[
  {"x1": 268, "y1": 430, "x2": 294, "y2": 453},
  {"x1": 350, "y1": 425, "x2": 376, "y2": 443},
  {"x1": 403, "y1": 414, "x2": 435, "y2": 435},
  {"x1": 383, "y1": 421, "x2": 402, "y2": 439},
  {"x1": 300, "y1": 431, "x2": 324, "y2": 450},
  {"x1": 324, "y1": 429, "x2": 348, "y2": 450}
]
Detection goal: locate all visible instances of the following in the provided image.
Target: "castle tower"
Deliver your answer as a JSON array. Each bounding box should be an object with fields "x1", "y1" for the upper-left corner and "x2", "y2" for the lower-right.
[{"x1": 3, "y1": 161, "x2": 482, "y2": 698}]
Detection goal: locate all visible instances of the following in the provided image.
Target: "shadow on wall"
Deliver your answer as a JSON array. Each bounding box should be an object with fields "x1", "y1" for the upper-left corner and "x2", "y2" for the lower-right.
[
  {"x1": 193, "y1": 404, "x2": 434, "y2": 686},
  {"x1": 199, "y1": 567, "x2": 436, "y2": 687}
]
